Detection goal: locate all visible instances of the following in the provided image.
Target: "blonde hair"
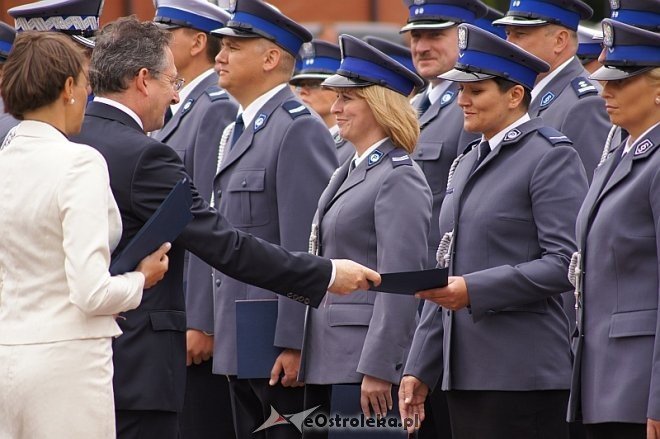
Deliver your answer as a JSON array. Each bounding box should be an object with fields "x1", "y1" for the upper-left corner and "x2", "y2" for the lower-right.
[
  {"x1": 351, "y1": 85, "x2": 420, "y2": 153},
  {"x1": 647, "y1": 67, "x2": 660, "y2": 82}
]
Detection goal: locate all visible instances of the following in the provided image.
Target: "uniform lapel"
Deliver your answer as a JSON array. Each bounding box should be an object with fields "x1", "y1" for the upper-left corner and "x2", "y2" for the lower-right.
[
  {"x1": 418, "y1": 83, "x2": 460, "y2": 128},
  {"x1": 529, "y1": 57, "x2": 584, "y2": 116}
]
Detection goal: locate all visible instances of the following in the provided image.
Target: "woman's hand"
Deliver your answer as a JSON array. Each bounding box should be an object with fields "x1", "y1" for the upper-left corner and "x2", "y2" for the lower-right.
[
  {"x1": 361, "y1": 375, "x2": 393, "y2": 418},
  {"x1": 136, "y1": 242, "x2": 171, "y2": 289}
]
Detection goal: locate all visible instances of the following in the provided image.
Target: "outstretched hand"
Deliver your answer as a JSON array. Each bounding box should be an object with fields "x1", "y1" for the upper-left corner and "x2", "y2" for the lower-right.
[{"x1": 328, "y1": 259, "x2": 381, "y2": 295}]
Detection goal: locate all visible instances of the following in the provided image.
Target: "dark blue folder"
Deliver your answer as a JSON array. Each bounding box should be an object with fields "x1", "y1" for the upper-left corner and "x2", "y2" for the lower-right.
[
  {"x1": 369, "y1": 268, "x2": 449, "y2": 295},
  {"x1": 236, "y1": 299, "x2": 282, "y2": 379},
  {"x1": 109, "y1": 178, "x2": 193, "y2": 275}
]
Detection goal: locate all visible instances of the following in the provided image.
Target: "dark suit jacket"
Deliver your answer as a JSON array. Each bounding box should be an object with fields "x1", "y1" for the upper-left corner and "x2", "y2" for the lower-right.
[{"x1": 70, "y1": 101, "x2": 332, "y2": 412}]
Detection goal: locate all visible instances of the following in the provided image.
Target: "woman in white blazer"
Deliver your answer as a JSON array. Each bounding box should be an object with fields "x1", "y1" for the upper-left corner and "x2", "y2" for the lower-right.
[{"x1": 0, "y1": 32, "x2": 170, "y2": 438}]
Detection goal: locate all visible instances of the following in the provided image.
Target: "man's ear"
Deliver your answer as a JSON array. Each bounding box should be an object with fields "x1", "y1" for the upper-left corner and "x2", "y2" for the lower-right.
[
  {"x1": 263, "y1": 46, "x2": 282, "y2": 73},
  {"x1": 554, "y1": 28, "x2": 571, "y2": 55},
  {"x1": 135, "y1": 67, "x2": 150, "y2": 97},
  {"x1": 190, "y1": 32, "x2": 207, "y2": 57}
]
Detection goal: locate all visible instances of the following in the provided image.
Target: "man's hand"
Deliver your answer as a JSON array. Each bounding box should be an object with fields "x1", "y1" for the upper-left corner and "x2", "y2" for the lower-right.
[
  {"x1": 269, "y1": 349, "x2": 304, "y2": 388},
  {"x1": 415, "y1": 276, "x2": 469, "y2": 311},
  {"x1": 186, "y1": 329, "x2": 213, "y2": 366},
  {"x1": 648, "y1": 418, "x2": 660, "y2": 439},
  {"x1": 328, "y1": 259, "x2": 381, "y2": 295},
  {"x1": 361, "y1": 375, "x2": 393, "y2": 418},
  {"x1": 399, "y1": 375, "x2": 429, "y2": 434}
]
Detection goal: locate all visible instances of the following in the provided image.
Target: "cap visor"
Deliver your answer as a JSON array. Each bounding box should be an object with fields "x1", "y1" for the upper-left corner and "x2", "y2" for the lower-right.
[
  {"x1": 290, "y1": 73, "x2": 333, "y2": 84},
  {"x1": 439, "y1": 68, "x2": 494, "y2": 83},
  {"x1": 210, "y1": 27, "x2": 260, "y2": 38},
  {"x1": 400, "y1": 21, "x2": 455, "y2": 33},
  {"x1": 71, "y1": 35, "x2": 95, "y2": 49},
  {"x1": 153, "y1": 22, "x2": 181, "y2": 30},
  {"x1": 590, "y1": 65, "x2": 652, "y2": 81},
  {"x1": 321, "y1": 74, "x2": 372, "y2": 89},
  {"x1": 491, "y1": 16, "x2": 548, "y2": 27}
]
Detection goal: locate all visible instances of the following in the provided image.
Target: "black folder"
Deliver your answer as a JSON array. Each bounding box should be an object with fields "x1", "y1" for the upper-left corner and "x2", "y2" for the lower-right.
[
  {"x1": 369, "y1": 268, "x2": 449, "y2": 295},
  {"x1": 236, "y1": 299, "x2": 282, "y2": 379},
  {"x1": 109, "y1": 178, "x2": 193, "y2": 275}
]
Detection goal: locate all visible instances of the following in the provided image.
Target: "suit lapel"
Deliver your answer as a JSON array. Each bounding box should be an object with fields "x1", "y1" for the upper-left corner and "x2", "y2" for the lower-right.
[
  {"x1": 530, "y1": 57, "x2": 584, "y2": 116},
  {"x1": 86, "y1": 101, "x2": 144, "y2": 132},
  {"x1": 418, "y1": 83, "x2": 460, "y2": 128},
  {"x1": 218, "y1": 87, "x2": 293, "y2": 173}
]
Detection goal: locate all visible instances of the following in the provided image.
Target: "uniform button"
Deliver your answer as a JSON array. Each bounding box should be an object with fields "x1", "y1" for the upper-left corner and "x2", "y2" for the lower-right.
[
  {"x1": 216, "y1": 190, "x2": 222, "y2": 198},
  {"x1": 241, "y1": 180, "x2": 247, "y2": 187},
  {"x1": 215, "y1": 279, "x2": 221, "y2": 287},
  {"x1": 446, "y1": 310, "x2": 450, "y2": 316}
]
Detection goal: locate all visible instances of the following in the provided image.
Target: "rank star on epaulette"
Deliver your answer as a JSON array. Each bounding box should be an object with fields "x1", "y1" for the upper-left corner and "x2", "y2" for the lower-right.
[
  {"x1": 634, "y1": 139, "x2": 653, "y2": 156},
  {"x1": 504, "y1": 129, "x2": 521, "y2": 141},
  {"x1": 367, "y1": 149, "x2": 384, "y2": 166}
]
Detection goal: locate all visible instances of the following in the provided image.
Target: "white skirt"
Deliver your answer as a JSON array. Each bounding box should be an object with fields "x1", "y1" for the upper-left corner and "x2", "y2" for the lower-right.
[{"x1": 0, "y1": 337, "x2": 116, "y2": 439}]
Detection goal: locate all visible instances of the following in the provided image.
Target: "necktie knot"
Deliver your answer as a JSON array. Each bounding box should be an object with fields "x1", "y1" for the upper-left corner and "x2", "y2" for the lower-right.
[
  {"x1": 418, "y1": 93, "x2": 431, "y2": 116},
  {"x1": 478, "y1": 140, "x2": 490, "y2": 162}
]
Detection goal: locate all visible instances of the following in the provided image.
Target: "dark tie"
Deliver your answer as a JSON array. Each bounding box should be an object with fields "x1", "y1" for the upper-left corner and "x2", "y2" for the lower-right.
[
  {"x1": 347, "y1": 158, "x2": 357, "y2": 176},
  {"x1": 417, "y1": 93, "x2": 431, "y2": 116},
  {"x1": 471, "y1": 140, "x2": 491, "y2": 174},
  {"x1": 230, "y1": 114, "x2": 244, "y2": 149},
  {"x1": 164, "y1": 106, "x2": 173, "y2": 125}
]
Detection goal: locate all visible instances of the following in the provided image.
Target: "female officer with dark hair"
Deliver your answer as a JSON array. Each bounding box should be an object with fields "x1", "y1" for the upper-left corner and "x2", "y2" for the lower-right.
[
  {"x1": 399, "y1": 24, "x2": 588, "y2": 439},
  {"x1": 568, "y1": 21, "x2": 660, "y2": 439},
  {"x1": 299, "y1": 34, "x2": 431, "y2": 438}
]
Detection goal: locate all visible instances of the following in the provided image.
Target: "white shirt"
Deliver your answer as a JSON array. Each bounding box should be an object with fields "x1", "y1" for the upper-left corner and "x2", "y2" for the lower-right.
[
  {"x1": 623, "y1": 122, "x2": 660, "y2": 155},
  {"x1": 483, "y1": 113, "x2": 532, "y2": 151},
  {"x1": 427, "y1": 80, "x2": 453, "y2": 105},
  {"x1": 170, "y1": 68, "x2": 215, "y2": 115},
  {"x1": 531, "y1": 57, "x2": 574, "y2": 103},
  {"x1": 353, "y1": 138, "x2": 389, "y2": 167},
  {"x1": 94, "y1": 96, "x2": 144, "y2": 131},
  {"x1": 238, "y1": 83, "x2": 289, "y2": 127}
]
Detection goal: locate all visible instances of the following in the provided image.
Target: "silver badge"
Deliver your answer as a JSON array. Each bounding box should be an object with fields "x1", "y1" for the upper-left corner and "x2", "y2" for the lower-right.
[
  {"x1": 301, "y1": 42, "x2": 315, "y2": 61},
  {"x1": 609, "y1": 0, "x2": 620, "y2": 10},
  {"x1": 413, "y1": 0, "x2": 425, "y2": 5},
  {"x1": 603, "y1": 22, "x2": 614, "y2": 48},
  {"x1": 458, "y1": 26, "x2": 468, "y2": 50},
  {"x1": 634, "y1": 139, "x2": 653, "y2": 156},
  {"x1": 228, "y1": 0, "x2": 237, "y2": 13},
  {"x1": 254, "y1": 114, "x2": 267, "y2": 129},
  {"x1": 504, "y1": 129, "x2": 521, "y2": 141}
]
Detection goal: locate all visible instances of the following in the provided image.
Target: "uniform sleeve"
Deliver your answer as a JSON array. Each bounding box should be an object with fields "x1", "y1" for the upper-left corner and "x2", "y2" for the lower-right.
[
  {"x1": 403, "y1": 300, "x2": 445, "y2": 390},
  {"x1": 274, "y1": 116, "x2": 338, "y2": 349},
  {"x1": 464, "y1": 145, "x2": 588, "y2": 322},
  {"x1": 560, "y1": 95, "x2": 611, "y2": 181},
  {"x1": 357, "y1": 166, "x2": 432, "y2": 383},
  {"x1": 646, "y1": 167, "x2": 660, "y2": 419},
  {"x1": 59, "y1": 149, "x2": 144, "y2": 316}
]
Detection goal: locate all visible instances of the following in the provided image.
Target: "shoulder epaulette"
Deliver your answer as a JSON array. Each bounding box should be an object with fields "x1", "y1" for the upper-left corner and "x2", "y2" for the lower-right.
[
  {"x1": 282, "y1": 100, "x2": 311, "y2": 119},
  {"x1": 205, "y1": 86, "x2": 229, "y2": 101},
  {"x1": 537, "y1": 126, "x2": 573, "y2": 146},
  {"x1": 390, "y1": 149, "x2": 413, "y2": 167},
  {"x1": 571, "y1": 77, "x2": 598, "y2": 99}
]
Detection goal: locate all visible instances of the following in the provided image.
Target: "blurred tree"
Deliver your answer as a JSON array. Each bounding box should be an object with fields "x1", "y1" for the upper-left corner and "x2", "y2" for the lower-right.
[{"x1": 481, "y1": 0, "x2": 607, "y2": 22}]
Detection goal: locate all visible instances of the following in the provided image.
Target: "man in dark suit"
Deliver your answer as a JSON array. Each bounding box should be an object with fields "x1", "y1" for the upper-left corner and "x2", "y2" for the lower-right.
[
  {"x1": 71, "y1": 17, "x2": 379, "y2": 439},
  {"x1": 210, "y1": 2, "x2": 338, "y2": 437},
  {"x1": 151, "y1": 1, "x2": 237, "y2": 438}
]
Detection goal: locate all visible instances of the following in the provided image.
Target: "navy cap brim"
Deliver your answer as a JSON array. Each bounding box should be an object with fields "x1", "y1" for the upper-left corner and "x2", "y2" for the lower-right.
[
  {"x1": 321, "y1": 74, "x2": 372, "y2": 89},
  {"x1": 154, "y1": 21, "x2": 181, "y2": 30},
  {"x1": 400, "y1": 21, "x2": 455, "y2": 33},
  {"x1": 290, "y1": 73, "x2": 332, "y2": 84},
  {"x1": 589, "y1": 65, "x2": 652, "y2": 81},
  {"x1": 211, "y1": 26, "x2": 261, "y2": 39},
  {"x1": 71, "y1": 35, "x2": 95, "y2": 49},
  {"x1": 492, "y1": 16, "x2": 548, "y2": 27},
  {"x1": 439, "y1": 68, "x2": 495, "y2": 83}
]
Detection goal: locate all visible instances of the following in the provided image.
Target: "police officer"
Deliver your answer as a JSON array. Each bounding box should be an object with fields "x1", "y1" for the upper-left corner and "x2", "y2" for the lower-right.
[
  {"x1": 576, "y1": 26, "x2": 601, "y2": 74},
  {"x1": 399, "y1": 24, "x2": 588, "y2": 439},
  {"x1": 151, "y1": 1, "x2": 238, "y2": 438},
  {"x1": 474, "y1": 4, "x2": 507, "y2": 39},
  {"x1": 0, "y1": 21, "x2": 16, "y2": 114},
  {"x1": 494, "y1": 0, "x2": 611, "y2": 182},
  {"x1": 0, "y1": 0, "x2": 103, "y2": 140},
  {"x1": 299, "y1": 34, "x2": 431, "y2": 439},
  {"x1": 290, "y1": 40, "x2": 353, "y2": 164},
  {"x1": 363, "y1": 35, "x2": 416, "y2": 74},
  {"x1": 568, "y1": 21, "x2": 660, "y2": 439},
  {"x1": 210, "y1": 1, "x2": 339, "y2": 437}
]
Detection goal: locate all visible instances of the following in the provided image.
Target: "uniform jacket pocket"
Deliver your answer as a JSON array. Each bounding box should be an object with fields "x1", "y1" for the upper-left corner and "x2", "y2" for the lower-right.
[
  {"x1": 609, "y1": 309, "x2": 657, "y2": 338},
  {"x1": 149, "y1": 310, "x2": 186, "y2": 332}
]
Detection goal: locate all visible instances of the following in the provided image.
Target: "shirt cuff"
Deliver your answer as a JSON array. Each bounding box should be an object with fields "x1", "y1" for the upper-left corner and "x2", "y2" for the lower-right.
[{"x1": 327, "y1": 260, "x2": 336, "y2": 290}]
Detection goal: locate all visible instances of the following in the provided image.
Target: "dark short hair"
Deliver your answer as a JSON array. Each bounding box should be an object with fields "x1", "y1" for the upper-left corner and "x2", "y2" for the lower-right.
[
  {"x1": 90, "y1": 16, "x2": 172, "y2": 95},
  {"x1": 493, "y1": 76, "x2": 532, "y2": 110},
  {"x1": 1, "y1": 32, "x2": 85, "y2": 120},
  {"x1": 179, "y1": 27, "x2": 220, "y2": 64}
]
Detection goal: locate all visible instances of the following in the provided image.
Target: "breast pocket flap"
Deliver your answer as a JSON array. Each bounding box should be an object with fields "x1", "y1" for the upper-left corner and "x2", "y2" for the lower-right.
[
  {"x1": 328, "y1": 304, "x2": 373, "y2": 327},
  {"x1": 149, "y1": 310, "x2": 187, "y2": 332},
  {"x1": 609, "y1": 309, "x2": 657, "y2": 338},
  {"x1": 227, "y1": 169, "x2": 265, "y2": 192}
]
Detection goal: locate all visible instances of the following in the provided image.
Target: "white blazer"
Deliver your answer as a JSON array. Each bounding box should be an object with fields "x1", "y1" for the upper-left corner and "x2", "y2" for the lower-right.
[{"x1": 0, "y1": 120, "x2": 144, "y2": 345}]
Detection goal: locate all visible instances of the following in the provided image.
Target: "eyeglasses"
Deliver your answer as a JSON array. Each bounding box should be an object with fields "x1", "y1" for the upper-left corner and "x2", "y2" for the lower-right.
[
  {"x1": 157, "y1": 71, "x2": 185, "y2": 92},
  {"x1": 294, "y1": 81, "x2": 323, "y2": 92}
]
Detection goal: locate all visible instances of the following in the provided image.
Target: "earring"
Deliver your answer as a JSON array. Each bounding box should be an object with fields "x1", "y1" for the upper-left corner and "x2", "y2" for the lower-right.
[{"x1": 69, "y1": 98, "x2": 75, "y2": 105}]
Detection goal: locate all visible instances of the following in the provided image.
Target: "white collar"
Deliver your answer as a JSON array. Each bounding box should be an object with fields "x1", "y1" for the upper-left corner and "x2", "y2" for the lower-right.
[
  {"x1": 238, "y1": 83, "x2": 288, "y2": 128},
  {"x1": 624, "y1": 122, "x2": 660, "y2": 155},
  {"x1": 94, "y1": 96, "x2": 144, "y2": 131},
  {"x1": 427, "y1": 80, "x2": 452, "y2": 105},
  {"x1": 329, "y1": 125, "x2": 340, "y2": 136},
  {"x1": 171, "y1": 68, "x2": 215, "y2": 115},
  {"x1": 353, "y1": 138, "x2": 389, "y2": 167},
  {"x1": 482, "y1": 113, "x2": 531, "y2": 151},
  {"x1": 531, "y1": 57, "x2": 574, "y2": 102}
]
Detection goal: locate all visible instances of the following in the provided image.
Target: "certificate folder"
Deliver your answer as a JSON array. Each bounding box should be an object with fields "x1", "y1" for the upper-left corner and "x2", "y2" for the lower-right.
[
  {"x1": 236, "y1": 299, "x2": 282, "y2": 379},
  {"x1": 369, "y1": 268, "x2": 449, "y2": 295},
  {"x1": 110, "y1": 178, "x2": 193, "y2": 275}
]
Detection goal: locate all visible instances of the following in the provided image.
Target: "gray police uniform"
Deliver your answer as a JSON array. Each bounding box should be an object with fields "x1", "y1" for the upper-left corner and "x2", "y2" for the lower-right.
[{"x1": 568, "y1": 20, "x2": 660, "y2": 432}]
